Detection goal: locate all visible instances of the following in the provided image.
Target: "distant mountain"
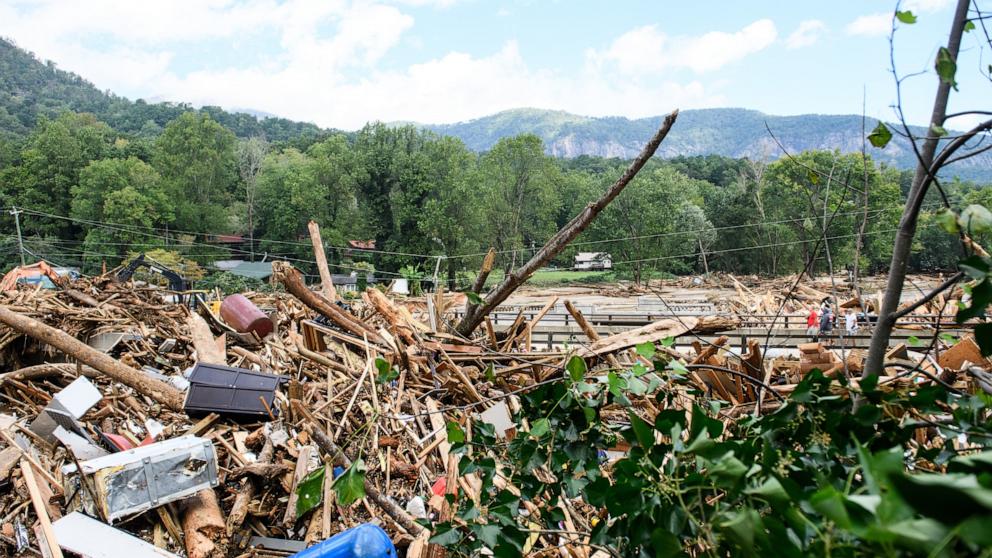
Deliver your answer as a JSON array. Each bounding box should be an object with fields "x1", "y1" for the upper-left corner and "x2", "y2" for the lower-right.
[
  {"x1": 0, "y1": 37, "x2": 324, "y2": 142},
  {"x1": 419, "y1": 108, "x2": 991, "y2": 181},
  {"x1": 2, "y1": 36, "x2": 988, "y2": 181}
]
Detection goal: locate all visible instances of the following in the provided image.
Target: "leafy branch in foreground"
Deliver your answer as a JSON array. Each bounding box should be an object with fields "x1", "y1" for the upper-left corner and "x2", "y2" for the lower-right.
[{"x1": 425, "y1": 352, "x2": 992, "y2": 557}]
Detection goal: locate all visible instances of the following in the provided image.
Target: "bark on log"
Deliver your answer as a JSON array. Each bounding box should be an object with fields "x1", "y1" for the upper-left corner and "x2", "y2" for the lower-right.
[
  {"x1": 304, "y1": 416, "x2": 425, "y2": 536},
  {"x1": 456, "y1": 110, "x2": 679, "y2": 337},
  {"x1": 188, "y1": 312, "x2": 226, "y2": 364},
  {"x1": 578, "y1": 317, "x2": 696, "y2": 358},
  {"x1": 0, "y1": 305, "x2": 185, "y2": 410},
  {"x1": 272, "y1": 261, "x2": 386, "y2": 346},
  {"x1": 563, "y1": 300, "x2": 623, "y2": 370},
  {"x1": 0, "y1": 362, "x2": 99, "y2": 386},
  {"x1": 465, "y1": 248, "x2": 496, "y2": 317},
  {"x1": 693, "y1": 314, "x2": 741, "y2": 334},
  {"x1": 365, "y1": 288, "x2": 416, "y2": 345},
  {"x1": 308, "y1": 220, "x2": 337, "y2": 303},
  {"x1": 180, "y1": 490, "x2": 226, "y2": 558}
]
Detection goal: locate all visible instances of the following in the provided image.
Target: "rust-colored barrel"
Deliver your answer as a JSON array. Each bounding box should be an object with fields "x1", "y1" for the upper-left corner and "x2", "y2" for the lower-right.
[{"x1": 220, "y1": 294, "x2": 274, "y2": 339}]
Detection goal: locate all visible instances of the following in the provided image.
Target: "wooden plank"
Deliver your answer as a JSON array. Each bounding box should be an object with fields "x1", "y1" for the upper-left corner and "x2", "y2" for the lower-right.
[{"x1": 21, "y1": 459, "x2": 63, "y2": 558}]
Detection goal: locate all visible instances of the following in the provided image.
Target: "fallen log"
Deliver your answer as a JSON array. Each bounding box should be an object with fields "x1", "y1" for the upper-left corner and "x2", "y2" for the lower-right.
[
  {"x1": 578, "y1": 317, "x2": 697, "y2": 358},
  {"x1": 0, "y1": 362, "x2": 99, "y2": 386},
  {"x1": 0, "y1": 305, "x2": 185, "y2": 410},
  {"x1": 272, "y1": 261, "x2": 386, "y2": 346}
]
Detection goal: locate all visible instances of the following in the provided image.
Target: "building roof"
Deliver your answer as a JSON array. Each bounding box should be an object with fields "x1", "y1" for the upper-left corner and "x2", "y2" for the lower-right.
[{"x1": 226, "y1": 261, "x2": 273, "y2": 280}]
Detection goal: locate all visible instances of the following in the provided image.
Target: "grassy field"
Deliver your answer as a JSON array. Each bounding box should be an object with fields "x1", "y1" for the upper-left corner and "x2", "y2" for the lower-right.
[{"x1": 467, "y1": 269, "x2": 614, "y2": 288}]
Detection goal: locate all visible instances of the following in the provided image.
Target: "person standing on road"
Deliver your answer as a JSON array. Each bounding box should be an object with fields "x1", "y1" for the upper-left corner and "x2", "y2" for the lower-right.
[
  {"x1": 806, "y1": 305, "x2": 820, "y2": 341},
  {"x1": 845, "y1": 309, "x2": 858, "y2": 335},
  {"x1": 820, "y1": 304, "x2": 834, "y2": 337}
]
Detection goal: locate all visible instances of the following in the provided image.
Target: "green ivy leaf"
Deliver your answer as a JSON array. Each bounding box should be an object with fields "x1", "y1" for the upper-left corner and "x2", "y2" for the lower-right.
[
  {"x1": 331, "y1": 459, "x2": 366, "y2": 507},
  {"x1": 930, "y1": 124, "x2": 948, "y2": 137},
  {"x1": 961, "y1": 204, "x2": 992, "y2": 234},
  {"x1": 484, "y1": 363, "x2": 496, "y2": 382},
  {"x1": 470, "y1": 523, "x2": 501, "y2": 548},
  {"x1": 896, "y1": 10, "x2": 917, "y2": 24},
  {"x1": 628, "y1": 410, "x2": 654, "y2": 450},
  {"x1": 935, "y1": 208, "x2": 960, "y2": 234},
  {"x1": 635, "y1": 341, "x2": 655, "y2": 359},
  {"x1": 935, "y1": 46, "x2": 958, "y2": 90},
  {"x1": 868, "y1": 122, "x2": 893, "y2": 148},
  {"x1": 907, "y1": 335, "x2": 922, "y2": 347},
  {"x1": 566, "y1": 355, "x2": 587, "y2": 382},
  {"x1": 661, "y1": 336, "x2": 675, "y2": 348},
  {"x1": 446, "y1": 421, "x2": 465, "y2": 444},
  {"x1": 429, "y1": 523, "x2": 463, "y2": 546},
  {"x1": 964, "y1": 20, "x2": 976, "y2": 32},
  {"x1": 464, "y1": 291, "x2": 483, "y2": 305},
  {"x1": 375, "y1": 357, "x2": 398, "y2": 384},
  {"x1": 530, "y1": 418, "x2": 550, "y2": 438},
  {"x1": 295, "y1": 466, "x2": 325, "y2": 517}
]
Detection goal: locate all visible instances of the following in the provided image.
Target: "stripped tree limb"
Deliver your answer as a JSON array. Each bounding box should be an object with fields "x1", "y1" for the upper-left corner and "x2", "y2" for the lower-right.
[
  {"x1": 272, "y1": 261, "x2": 387, "y2": 346},
  {"x1": 456, "y1": 109, "x2": 679, "y2": 336},
  {"x1": 0, "y1": 305, "x2": 185, "y2": 410}
]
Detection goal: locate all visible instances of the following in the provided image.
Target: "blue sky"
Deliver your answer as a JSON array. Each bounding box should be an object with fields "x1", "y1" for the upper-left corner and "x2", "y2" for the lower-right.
[{"x1": 0, "y1": 0, "x2": 988, "y2": 130}]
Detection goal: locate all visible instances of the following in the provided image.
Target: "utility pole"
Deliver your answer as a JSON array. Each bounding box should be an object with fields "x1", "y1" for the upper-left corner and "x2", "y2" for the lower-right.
[
  {"x1": 10, "y1": 207, "x2": 25, "y2": 267},
  {"x1": 698, "y1": 238, "x2": 710, "y2": 275}
]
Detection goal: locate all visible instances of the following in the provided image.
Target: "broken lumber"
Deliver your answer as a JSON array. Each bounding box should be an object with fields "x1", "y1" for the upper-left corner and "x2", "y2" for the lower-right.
[
  {"x1": 578, "y1": 317, "x2": 697, "y2": 358},
  {"x1": 0, "y1": 305, "x2": 185, "y2": 410},
  {"x1": 272, "y1": 261, "x2": 386, "y2": 346}
]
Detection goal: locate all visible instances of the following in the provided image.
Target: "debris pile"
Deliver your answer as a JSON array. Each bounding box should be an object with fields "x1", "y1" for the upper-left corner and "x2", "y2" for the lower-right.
[{"x1": 0, "y1": 262, "x2": 982, "y2": 557}]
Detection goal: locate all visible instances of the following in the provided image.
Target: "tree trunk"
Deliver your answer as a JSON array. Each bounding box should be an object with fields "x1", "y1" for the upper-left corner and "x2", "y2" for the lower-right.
[
  {"x1": 182, "y1": 312, "x2": 228, "y2": 558},
  {"x1": 456, "y1": 110, "x2": 679, "y2": 337},
  {"x1": 0, "y1": 306, "x2": 185, "y2": 410},
  {"x1": 864, "y1": 0, "x2": 970, "y2": 378},
  {"x1": 272, "y1": 261, "x2": 386, "y2": 345}
]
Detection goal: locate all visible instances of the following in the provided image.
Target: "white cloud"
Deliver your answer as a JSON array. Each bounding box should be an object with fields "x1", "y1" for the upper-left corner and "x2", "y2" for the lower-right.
[
  {"x1": 0, "y1": 0, "x2": 733, "y2": 129},
  {"x1": 846, "y1": 13, "x2": 891, "y2": 37},
  {"x1": 786, "y1": 20, "x2": 825, "y2": 49},
  {"x1": 148, "y1": 40, "x2": 722, "y2": 129},
  {"x1": 905, "y1": 0, "x2": 952, "y2": 12},
  {"x1": 587, "y1": 19, "x2": 777, "y2": 75}
]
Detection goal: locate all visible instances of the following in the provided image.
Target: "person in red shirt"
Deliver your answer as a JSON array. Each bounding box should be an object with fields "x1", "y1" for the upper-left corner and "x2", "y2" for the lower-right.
[{"x1": 806, "y1": 305, "x2": 820, "y2": 341}]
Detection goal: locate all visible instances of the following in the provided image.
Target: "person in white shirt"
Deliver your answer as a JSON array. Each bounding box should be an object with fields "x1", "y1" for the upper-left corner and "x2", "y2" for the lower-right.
[{"x1": 845, "y1": 309, "x2": 858, "y2": 335}]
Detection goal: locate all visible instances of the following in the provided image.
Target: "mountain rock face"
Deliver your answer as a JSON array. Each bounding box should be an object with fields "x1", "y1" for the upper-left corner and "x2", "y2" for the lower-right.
[{"x1": 422, "y1": 108, "x2": 992, "y2": 182}]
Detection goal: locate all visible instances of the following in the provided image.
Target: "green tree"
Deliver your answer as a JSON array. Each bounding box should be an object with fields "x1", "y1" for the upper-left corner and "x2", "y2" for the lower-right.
[
  {"x1": 153, "y1": 112, "x2": 236, "y2": 232},
  {"x1": 478, "y1": 134, "x2": 561, "y2": 273},
  {"x1": 71, "y1": 157, "x2": 173, "y2": 268},
  {"x1": 1, "y1": 112, "x2": 112, "y2": 237}
]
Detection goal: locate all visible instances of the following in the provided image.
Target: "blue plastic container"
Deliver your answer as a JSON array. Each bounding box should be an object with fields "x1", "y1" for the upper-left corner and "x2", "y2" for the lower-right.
[{"x1": 289, "y1": 523, "x2": 397, "y2": 558}]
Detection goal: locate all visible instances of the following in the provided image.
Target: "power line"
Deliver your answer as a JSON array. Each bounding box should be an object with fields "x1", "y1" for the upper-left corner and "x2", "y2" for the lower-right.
[
  {"x1": 445, "y1": 203, "x2": 940, "y2": 260},
  {"x1": 8, "y1": 209, "x2": 409, "y2": 277},
  {"x1": 13, "y1": 206, "x2": 439, "y2": 259},
  {"x1": 610, "y1": 226, "x2": 908, "y2": 266}
]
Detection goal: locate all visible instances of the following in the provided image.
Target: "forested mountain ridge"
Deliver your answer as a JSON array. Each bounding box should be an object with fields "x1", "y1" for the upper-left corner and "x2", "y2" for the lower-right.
[
  {"x1": 2, "y1": 37, "x2": 989, "y2": 181},
  {"x1": 420, "y1": 108, "x2": 992, "y2": 181},
  {"x1": 0, "y1": 37, "x2": 324, "y2": 142}
]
